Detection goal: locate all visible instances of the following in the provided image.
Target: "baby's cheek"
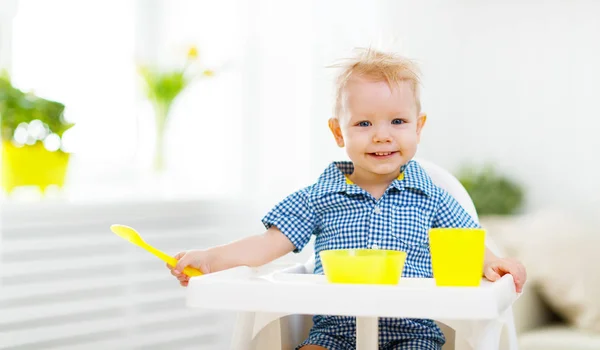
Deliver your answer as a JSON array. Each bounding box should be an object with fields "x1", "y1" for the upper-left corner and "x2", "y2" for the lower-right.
[{"x1": 397, "y1": 133, "x2": 418, "y2": 148}]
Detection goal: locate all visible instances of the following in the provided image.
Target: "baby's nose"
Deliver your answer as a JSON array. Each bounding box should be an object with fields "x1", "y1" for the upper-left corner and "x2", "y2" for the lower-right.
[{"x1": 373, "y1": 126, "x2": 392, "y2": 142}]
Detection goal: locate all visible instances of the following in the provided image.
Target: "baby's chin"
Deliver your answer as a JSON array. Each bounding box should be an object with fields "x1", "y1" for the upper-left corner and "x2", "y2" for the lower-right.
[
  {"x1": 370, "y1": 165, "x2": 403, "y2": 176},
  {"x1": 357, "y1": 161, "x2": 404, "y2": 176}
]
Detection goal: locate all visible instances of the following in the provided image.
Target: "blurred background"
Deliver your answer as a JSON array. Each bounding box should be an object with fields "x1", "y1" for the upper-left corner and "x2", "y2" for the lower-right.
[{"x1": 1, "y1": 0, "x2": 599, "y2": 349}]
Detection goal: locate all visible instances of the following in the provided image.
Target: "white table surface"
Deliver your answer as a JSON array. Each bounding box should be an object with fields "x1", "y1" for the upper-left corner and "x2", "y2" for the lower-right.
[{"x1": 186, "y1": 266, "x2": 519, "y2": 350}]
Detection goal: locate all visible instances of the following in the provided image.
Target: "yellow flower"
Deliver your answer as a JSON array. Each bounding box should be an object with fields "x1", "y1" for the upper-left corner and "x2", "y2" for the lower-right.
[
  {"x1": 187, "y1": 46, "x2": 198, "y2": 60},
  {"x1": 203, "y1": 69, "x2": 214, "y2": 77}
]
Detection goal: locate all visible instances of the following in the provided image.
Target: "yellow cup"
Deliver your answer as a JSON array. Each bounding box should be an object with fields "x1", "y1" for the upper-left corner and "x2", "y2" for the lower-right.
[
  {"x1": 429, "y1": 228, "x2": 486, "y2": 287},
  {"x1": 320, "y1": 249, "x2": 407, "y2": 285}
]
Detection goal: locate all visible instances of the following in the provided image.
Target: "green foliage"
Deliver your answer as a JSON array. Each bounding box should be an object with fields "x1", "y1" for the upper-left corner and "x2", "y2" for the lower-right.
[
  {"x1": 137, "y1": 66, "x2": 187, "y2": 108},
  {"x1": 136, "y1": 46, "x2": 214, "y2": 112},
  {"x1": 0, "y1": 72, "x2": 73, "y2": 141},
  {"x1": 457, "y1": 163, "x2": 525, "y2": 216},
  {"x1": 136, "y1": 46, "x2": 214, "y2": 171}
]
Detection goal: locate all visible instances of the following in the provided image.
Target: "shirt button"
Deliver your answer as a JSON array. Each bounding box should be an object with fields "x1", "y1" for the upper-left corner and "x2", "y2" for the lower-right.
[
  {"x1": 371, "y1": 243, "x2": 379, "y2": 249},
  {"x1": 374, "y1": 206, "x2": 382, "y2": 214}
]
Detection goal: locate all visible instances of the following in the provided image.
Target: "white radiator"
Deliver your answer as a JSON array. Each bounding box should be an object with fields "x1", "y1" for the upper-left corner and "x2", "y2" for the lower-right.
[{"x1": 0, "y1": 199, "x2": 263, "y2": 350}]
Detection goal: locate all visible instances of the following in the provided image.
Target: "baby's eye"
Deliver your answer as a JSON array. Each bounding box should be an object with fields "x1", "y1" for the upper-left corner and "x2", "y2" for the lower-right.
[
  {"x1": 357, "y1": 121, "x2": 371, "y2": 127},
  {"x1": 392, "y1": 119, "x2": 406, "y2": 125}
]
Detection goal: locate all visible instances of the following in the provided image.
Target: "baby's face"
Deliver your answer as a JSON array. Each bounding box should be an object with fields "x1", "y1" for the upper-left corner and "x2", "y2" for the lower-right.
[{"x1": 330, "y1": 77, "x2": 426, "y2": 180}]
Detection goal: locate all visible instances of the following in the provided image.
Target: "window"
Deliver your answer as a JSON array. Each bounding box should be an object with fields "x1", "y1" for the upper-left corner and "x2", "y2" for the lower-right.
[{"x1": 9, "y1": 0, "x2": 245, "y2": 201}]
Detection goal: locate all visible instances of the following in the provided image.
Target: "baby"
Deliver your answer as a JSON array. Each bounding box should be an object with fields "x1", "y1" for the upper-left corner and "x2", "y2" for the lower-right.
[{"x1": 168, "y1": 48, "x2": 527, "y2": 350}]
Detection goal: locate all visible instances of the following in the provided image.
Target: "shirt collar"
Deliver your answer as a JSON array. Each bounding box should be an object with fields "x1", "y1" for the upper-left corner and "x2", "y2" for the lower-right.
[{"x1": 313, "y1": 160, "x2": 434, "y2": 197}]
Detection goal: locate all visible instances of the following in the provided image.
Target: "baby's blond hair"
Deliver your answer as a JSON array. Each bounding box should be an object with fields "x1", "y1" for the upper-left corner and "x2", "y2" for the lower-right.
[{"x1": 330, "y1": 47, "x2": 422, "y2": 118}]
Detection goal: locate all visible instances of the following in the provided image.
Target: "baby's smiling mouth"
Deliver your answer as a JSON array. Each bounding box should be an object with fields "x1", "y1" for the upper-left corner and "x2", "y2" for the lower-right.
[{"x1": 368, "y1": 151, "x2": 398, "y2": 158}]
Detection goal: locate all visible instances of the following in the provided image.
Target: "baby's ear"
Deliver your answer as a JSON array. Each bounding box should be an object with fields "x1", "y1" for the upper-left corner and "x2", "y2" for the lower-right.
[
  {"x1": 416, "y1": 114, "x2": 427, "y2": 141},
  {"x1": 328, "y1": 117, "x2": 345, "y2": 147}
]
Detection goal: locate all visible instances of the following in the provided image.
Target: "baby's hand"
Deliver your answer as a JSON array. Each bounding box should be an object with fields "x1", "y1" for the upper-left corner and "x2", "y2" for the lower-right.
[
  {"x1": 483, "y1": 257, "x2": 527, "y2": 293},
  {"x1": 167, "y1": 250, "x2": 212, "y2": 287}
]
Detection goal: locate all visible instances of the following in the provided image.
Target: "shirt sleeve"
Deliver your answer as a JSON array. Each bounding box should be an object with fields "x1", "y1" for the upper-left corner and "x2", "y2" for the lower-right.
[
  {"x1": 261, "y1": 187, "x2": 319, "y2": 253},
  {"x1": 432, "y1": 189, "x2": 481, "y2": 228}
]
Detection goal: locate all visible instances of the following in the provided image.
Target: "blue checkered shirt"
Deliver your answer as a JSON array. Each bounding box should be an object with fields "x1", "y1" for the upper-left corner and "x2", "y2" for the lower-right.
[{"x1": 262, "y1": 160, "x2": 479, "y2": 347}]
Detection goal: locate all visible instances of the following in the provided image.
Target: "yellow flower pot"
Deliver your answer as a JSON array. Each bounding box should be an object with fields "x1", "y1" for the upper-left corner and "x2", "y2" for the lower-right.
[{"x1": 1, "y1": 141, "x2": 70, "y2": 193}]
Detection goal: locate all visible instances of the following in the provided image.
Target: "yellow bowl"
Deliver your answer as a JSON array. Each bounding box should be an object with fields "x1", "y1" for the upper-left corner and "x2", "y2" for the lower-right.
[
  {"x1": 429, "y1": 228, "x2": 486, "y2": 287},
  {"x1": 319, "y1": 249, "x2": 407, "y2": 285}
]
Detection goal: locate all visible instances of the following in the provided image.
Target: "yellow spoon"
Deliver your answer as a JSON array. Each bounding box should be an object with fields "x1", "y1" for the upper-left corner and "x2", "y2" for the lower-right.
[{"x1": 110, "y1": 224, "x2": 203, "y2": 277}]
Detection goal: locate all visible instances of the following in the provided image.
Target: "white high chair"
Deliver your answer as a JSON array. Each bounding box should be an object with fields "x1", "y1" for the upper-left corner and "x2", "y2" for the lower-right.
[{"x1": 186, "y1": 159, "x2": 520, "y2": 350}]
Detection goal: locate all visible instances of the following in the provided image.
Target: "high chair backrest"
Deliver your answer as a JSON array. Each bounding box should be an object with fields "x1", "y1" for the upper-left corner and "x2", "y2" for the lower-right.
[{"x1": 415, "y1": 158, "x2": 479, "y2": 222}]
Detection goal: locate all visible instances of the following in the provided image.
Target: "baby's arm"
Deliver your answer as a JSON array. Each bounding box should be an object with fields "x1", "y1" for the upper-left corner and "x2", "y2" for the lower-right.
[
  {"x1": 169, "y1": 227, "x2": 295, "y2": 287},
  {"x1": 201, "y1": 226, "x2": 295, "y2": 271}
]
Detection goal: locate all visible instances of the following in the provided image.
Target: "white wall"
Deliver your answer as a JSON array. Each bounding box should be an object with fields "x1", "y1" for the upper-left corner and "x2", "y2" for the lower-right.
[{"x1": 436, "y1": 0, "x2": 600, "y2": 217}]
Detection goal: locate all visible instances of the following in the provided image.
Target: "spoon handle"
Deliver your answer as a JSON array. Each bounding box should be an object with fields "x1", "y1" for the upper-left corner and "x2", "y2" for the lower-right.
[{"x1": 143, "y1": 243, "x2": 203, "y2": 277}]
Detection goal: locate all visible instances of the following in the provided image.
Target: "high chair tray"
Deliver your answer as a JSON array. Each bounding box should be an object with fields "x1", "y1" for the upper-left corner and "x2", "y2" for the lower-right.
[{"x1": 186, "y1": 265, "x2": 518, "y2": 320}]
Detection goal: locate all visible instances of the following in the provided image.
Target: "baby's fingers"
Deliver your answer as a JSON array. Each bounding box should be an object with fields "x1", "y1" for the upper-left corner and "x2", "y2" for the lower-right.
[
  {"x1": 515, "y1": 280, "x2": 524, "y2": 293},
  {"x1": 177, "y1": 274, "x2": 189, "y2": 282},
  {"x1": 484, "y1": 266, "x2": 501, "y2": 282},
  {"x1": 499, "y1": 260, "x2": 526, "y2": 293},
  {"x1": 170, "y1": 269, "x2": 183, "y2": 277},
  {"x1": 513, "y1": 266, "x2": 527, "y2": 293},
  {"x1": 166, "y1": 252, "x2": 186, "y2": 270}
]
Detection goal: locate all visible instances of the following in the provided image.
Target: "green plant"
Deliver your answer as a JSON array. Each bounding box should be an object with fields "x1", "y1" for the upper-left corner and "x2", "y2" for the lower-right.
[
  {"x1": 0, "y1": 71, "x2": 73, "y2": 146},
  {"x1": 137, "y1": 46, "x2": 214, "y2": 171},
  {"x1": 456, "y1": 163, "x2": 524, "y2": 216}
]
